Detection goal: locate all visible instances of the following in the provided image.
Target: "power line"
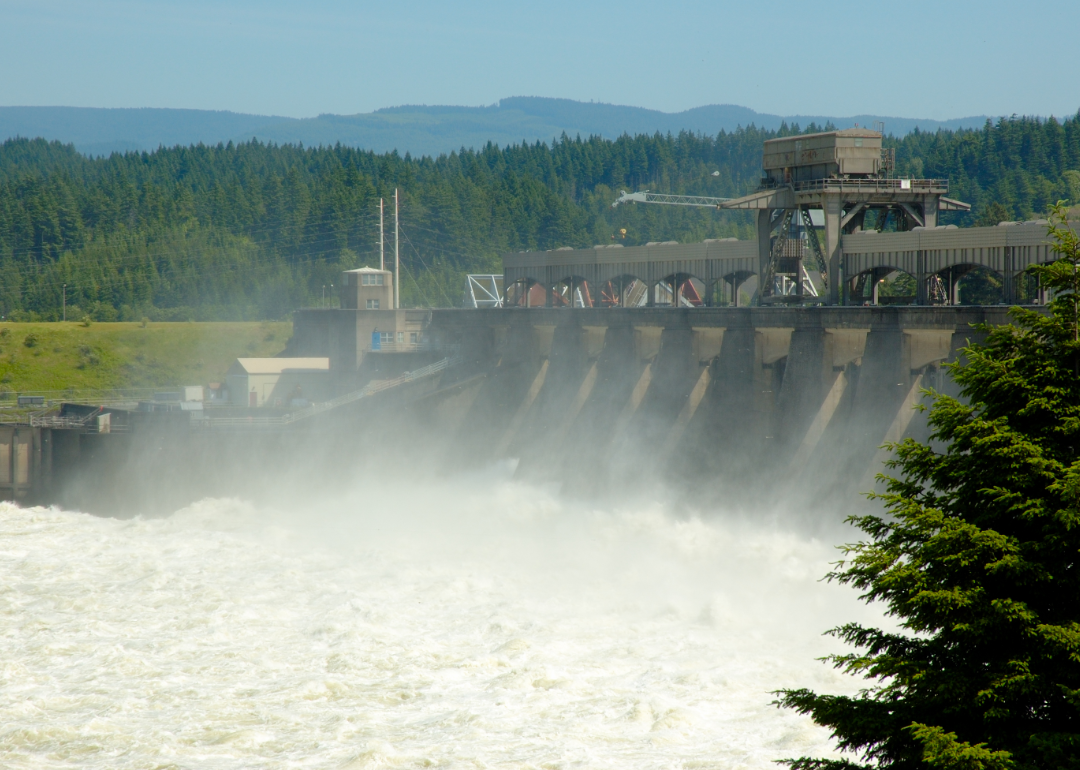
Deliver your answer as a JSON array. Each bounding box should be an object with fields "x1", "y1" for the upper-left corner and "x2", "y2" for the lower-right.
[{"x1": 398, "y1": 226, "x2": 456, "y2": 307}]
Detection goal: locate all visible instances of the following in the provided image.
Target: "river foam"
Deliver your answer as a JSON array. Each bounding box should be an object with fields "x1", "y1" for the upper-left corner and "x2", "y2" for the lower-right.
[{"x1": 1, "y1": 467, "x2": 877, "y2": 768}]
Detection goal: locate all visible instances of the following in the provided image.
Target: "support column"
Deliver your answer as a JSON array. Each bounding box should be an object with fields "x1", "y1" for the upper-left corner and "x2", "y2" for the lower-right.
[
  {"x1": 824, "y1": 194, "x2": 843, "y2": 305},
  {"x1": 923, "y1": 195, "x2": 939, "y2": 229},
  {"x1": 916, "y1": 250, "x2": 928, "y2": 305},
  {"x1": 757, "y1": 209, "x2": 772, "y2": 297},
  {"x1": 1002, "y1": 246, "x2": 1015, "y2": 304}
]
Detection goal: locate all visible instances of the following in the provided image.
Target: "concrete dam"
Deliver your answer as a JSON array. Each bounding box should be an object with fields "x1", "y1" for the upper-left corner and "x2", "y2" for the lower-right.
[
  {"x1": 286, "y1": 303, "x2": 1010, "y2": 503},
  {"x1": 1, "y1": 303, "x2": 1011, "y2": 514},
  {"x1": 2, "y1": 126, "x2": 1047, "y2": 511}
]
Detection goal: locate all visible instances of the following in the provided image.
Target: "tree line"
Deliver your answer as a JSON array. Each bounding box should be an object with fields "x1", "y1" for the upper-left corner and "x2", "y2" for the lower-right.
[{"x1": 0, "y1": 112, "x2": 1078, "y2": 320}]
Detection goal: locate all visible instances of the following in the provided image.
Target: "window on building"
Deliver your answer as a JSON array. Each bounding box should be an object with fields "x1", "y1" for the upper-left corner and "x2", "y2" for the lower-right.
[
  {"x1": 366, "y1": 299, "x2": 380, "y2": 309},
  {"x1": 361, "y1": 274, "x2": 386, "y2": 286},
  {"x1": 397, "y1": 332, "x2": 404, "y2": 344},
  {"x1": 380, "y1": 332, "x2": 393, "y2": 345},
  {"x1": 409, "y1": 332, "x2": 420, "y2": 344}
]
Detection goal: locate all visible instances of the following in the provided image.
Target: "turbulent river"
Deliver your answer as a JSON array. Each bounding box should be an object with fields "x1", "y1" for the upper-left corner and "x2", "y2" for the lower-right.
[{"x1": 1, "y1": 464, "x2": 881, "y2": 769}]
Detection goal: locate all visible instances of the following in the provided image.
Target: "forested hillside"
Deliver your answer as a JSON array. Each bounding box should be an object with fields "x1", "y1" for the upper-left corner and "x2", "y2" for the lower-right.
[
  {"x1": 0, "y1": 100, "x2": 988, "y2": 157},
  {"x1": 1, "y1": 113, "x2": 1078, "y2": 320}
]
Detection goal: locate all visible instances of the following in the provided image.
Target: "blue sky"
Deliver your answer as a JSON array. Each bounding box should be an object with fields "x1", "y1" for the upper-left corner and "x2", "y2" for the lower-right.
[{"x1": 1, "y1": 0, "x2": 1077, "y2": 120}]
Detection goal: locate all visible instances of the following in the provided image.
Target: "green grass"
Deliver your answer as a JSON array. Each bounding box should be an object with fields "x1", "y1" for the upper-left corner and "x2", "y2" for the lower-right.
[{"x1": 0, "y1": 321, "x2": 292, "y2": 394}]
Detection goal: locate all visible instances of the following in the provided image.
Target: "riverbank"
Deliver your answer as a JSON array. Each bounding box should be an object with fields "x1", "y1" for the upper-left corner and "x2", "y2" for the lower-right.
[{"x1": 0, "y1": 321, "x2": 291, "y2": 394}]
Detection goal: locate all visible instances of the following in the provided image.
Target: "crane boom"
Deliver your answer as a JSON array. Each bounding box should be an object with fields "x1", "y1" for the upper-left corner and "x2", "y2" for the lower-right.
[{"x1": 612, "y1": 190, "x2": 731, "y2": 209}]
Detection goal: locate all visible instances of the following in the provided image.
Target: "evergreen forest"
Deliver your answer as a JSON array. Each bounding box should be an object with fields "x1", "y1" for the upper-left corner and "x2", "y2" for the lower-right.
[{"x1": 1, "y1": 113, "x2": 1079, "y2": 320}]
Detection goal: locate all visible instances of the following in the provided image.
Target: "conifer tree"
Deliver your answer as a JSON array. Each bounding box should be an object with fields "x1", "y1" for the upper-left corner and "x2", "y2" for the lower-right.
[{"x1": 777, "y1": 203, "x2": 1080, "y2": 769}]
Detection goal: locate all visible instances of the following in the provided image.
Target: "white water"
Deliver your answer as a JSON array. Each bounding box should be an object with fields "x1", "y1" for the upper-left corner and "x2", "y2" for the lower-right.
[{"x1": 0, "y1": 466, "x2": 879, "y2": 769}]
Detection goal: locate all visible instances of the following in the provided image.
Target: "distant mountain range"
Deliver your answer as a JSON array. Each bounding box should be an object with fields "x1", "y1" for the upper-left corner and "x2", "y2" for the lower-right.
[{"x1": 0, "y1": 97, "x2": 992, "y2": 158}]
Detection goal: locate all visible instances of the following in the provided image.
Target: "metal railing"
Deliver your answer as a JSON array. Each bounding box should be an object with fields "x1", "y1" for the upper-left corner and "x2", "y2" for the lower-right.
[
  {"x1": 0, "y1": 386, "x2": 191, "y2": 427},
  {"x1": 194, "y1": 356, "x2": 461, "y2": 429},
  {"x1": 0, "y1": 387, "x2": 169, "y2": 405},
  {"x1": 370, "y1": 340, "x2": 438, "y2": 353},
  {"x1": 759, "y1": 178, "x2": 950, "y2": 193},
  {"x1": 19, "y1": 405, "x2": 129, "y2": 432}
]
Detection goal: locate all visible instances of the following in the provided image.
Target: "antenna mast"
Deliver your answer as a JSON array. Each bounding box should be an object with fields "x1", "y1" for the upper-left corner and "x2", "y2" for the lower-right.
[
  {"x1": 379, "y1": 198, "x2": 385, "y2": 271},
  {"x1": 394, "y1": 188, "x2": 400, "y2": 309}
]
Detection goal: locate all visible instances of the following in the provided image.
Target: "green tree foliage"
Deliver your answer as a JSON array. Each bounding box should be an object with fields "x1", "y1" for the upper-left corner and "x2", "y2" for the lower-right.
[
  {"x1": 975, "y1": 202, "x2": 1013, "y2": 227},
  {"x1": 0, "y1": 112, "x2": 1078, "y2": 318},
  {"x1": 775, "y1": 204, "x2": 1080, "y2": 769}
]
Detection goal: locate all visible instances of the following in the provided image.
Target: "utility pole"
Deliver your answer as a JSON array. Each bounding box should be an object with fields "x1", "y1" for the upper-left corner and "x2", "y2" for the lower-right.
[
  {"x1": 394, "y1": 188, "x2": 400, "y2": 309},
  {"x1": 379, "y1": 198, "x2": 385, "y2": 271}
]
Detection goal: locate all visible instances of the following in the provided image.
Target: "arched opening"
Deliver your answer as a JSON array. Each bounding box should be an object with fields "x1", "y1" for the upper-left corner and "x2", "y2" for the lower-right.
[
  {"x1": 597, "y1": 275, "x2": 647, "y2": 307},
  {"x1": 1014, "y1": 268, "x2": 1042, "y2": 305},
  {"x1": 715, "y1": 271, "x2": 758, "y2": 307},
  {"x1": 849, "y1": 267, "x2": 916, "y2": 305},
  {"x1": 504, "y1": 279, "x2": 547, "y2": 308},
  {"x1": 552, "y1": 276, "x2": 594, "y2": 307},
  {"x1": 928, "y1": 265, "x2": 1004, "y2": 305},
  {"x1": 656, "y1": 273, "x2": 706, "y2": 307},
  {"x1": 1014, "y1": 265, "x2": 1052, "y2": 305}
]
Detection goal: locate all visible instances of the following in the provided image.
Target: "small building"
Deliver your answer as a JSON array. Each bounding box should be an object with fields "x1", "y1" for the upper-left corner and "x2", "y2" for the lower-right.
[
  {"x1": 341, "y1": 267, "x2": 394, "y2": 310},
  {"x1": 226, "y1": 358, "x2": 330, "y2": 408}
]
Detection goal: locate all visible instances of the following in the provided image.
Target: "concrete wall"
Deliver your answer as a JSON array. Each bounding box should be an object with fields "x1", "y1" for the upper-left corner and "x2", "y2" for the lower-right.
[
  {"x1": 0, "y1": 425, "x2": 34, "y2": 500},
  {"x1": 295, "y1": 308, "x2": 431, "y2": 373},
  {"x1": 12, "y1": 304, "x2": 1025, "y2": 515},
  {"x1": 227, "y1": 372, "x2": 329, "y2": 407},
  {"x1": 287, "y1": 305, "x2": 1017, "y2": 501}
]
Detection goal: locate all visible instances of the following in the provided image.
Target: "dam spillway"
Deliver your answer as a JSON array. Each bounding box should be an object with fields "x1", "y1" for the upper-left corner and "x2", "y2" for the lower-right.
[
  {"x1": 285, "y1": 304, "x2": 1013, "y2": 504},
  {"x1": 0, "y1": 304, "x2": 1023, "y2": 513}
]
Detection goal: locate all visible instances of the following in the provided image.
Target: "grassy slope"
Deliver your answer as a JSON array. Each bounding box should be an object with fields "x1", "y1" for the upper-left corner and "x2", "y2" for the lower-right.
[{"x1": 0, "y1": 321, "x2": 291, "y2": 394}]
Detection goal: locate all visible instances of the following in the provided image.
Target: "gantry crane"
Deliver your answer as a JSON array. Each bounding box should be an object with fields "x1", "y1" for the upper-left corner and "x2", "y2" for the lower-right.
[
  {"x1": 611, "y1": 190, "x2": 827, "y2": 301},
  {"x1": 611, "y1": 190, "x2": 731, "y2": 209}
]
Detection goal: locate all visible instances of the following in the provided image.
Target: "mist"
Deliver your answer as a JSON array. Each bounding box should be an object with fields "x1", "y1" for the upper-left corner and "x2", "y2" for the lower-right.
[
  {"x1": 0, "y1": 458, "x2": 888, "y2": 768},
  {"x1": 1, "y1": 303, "x2": 950, "y2": 768}
]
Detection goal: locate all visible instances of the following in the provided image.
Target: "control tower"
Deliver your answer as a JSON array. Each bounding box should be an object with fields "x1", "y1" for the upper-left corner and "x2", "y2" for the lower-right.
[{"x1": 720, "y1": 128, "x2": 970, "y2": 304}]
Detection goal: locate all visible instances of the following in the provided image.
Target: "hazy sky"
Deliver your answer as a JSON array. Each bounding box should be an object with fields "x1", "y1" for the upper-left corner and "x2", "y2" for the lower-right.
[{"x1": 2, "y1": 0, "x2": 1077, "y2": 120}]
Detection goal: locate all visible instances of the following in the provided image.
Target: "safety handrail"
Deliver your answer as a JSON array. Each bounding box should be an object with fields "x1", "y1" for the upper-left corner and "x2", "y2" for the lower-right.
[
  {"x1": 758, "y1": 178, "x2": 950, "y2": 193},
  {"x1": 196, "y1": 356, "x2": 461, "y2": 428}
]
